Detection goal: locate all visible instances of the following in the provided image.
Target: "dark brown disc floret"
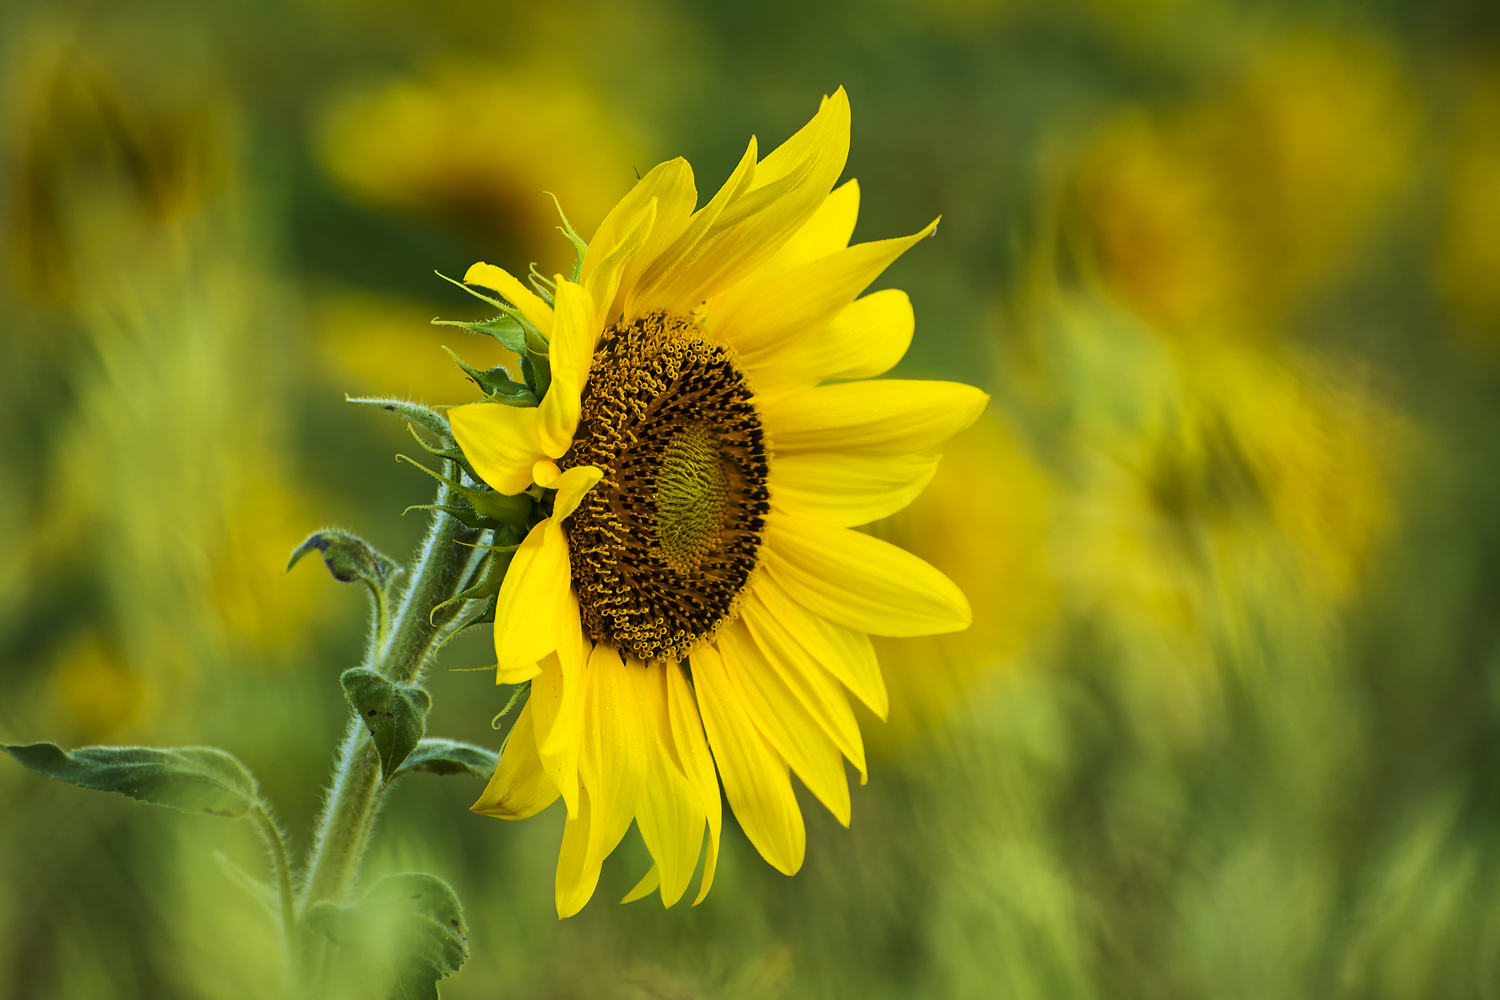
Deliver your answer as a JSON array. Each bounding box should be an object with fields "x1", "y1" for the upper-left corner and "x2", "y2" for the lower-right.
[{"x1": 559, "y1": 310, "x2": 770, "y2": 662}]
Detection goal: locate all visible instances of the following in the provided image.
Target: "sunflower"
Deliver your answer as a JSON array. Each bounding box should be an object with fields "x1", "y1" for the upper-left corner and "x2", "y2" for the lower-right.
[{"x1": 447, "y1": 89, "x2": 987, "y2": 917}]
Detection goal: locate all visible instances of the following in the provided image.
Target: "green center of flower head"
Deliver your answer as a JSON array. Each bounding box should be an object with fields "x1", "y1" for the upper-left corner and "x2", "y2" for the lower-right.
[
  {"x1": 656, "y1": 422, "x2": 731, "y2": 568},
  {"x1": 560, "y1": 311, "x2": 769, "y2": 663}
]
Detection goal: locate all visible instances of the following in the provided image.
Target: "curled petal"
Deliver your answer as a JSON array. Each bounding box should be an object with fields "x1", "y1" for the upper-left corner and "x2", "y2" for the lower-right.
[{"x1": 471, "y1": 702, "x2": 559, "y2": 820}]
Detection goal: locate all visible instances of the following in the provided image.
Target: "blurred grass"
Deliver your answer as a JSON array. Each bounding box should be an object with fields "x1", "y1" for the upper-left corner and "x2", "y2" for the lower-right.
[{"x1": 4, "y1": 0, "x2": 1500, "y2": 996}]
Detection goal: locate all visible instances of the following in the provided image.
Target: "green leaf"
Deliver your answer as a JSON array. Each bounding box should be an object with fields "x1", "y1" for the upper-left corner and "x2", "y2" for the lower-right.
[
  {"x1": 439, "y1": 347, "x2": 538, "y2": 406},
  {"x1": 346, "y1": 396, "x2": 451, "y2": 440},
  {"x1": 340, "y1": 669, "x2": 431, "y2": 782},
  {"x1": 288, "y1": 529, "x2": 404, "y2": 643},
  {"x1": 308, "y1": 872, "x2": 469, "y2": 1000},
  {"x1": 287, "y1": 529, "x2": 401, "y2": 591},
  {"x1": 3, "y1": 742, "x2": 259, "y2": 818},
  {"x1": 395, "y1": 739, "x2": 499, "y2": 779}
]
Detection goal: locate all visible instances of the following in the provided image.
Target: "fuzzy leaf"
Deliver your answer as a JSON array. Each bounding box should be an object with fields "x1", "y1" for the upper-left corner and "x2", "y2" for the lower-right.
[
  {"x1": 340, "y1": 669, "x2": 431, "y2": 782},
  {"x1": 308, "y1": 872, "x2": 469, "y2": 999},
  {"x1": 3, "y1": 742, "x2": 259, "y2": 819},
  {"x1": 395, "y1": 739, "x2": 499, "y2": 779},
  {"x1": 287, "y1": 530, "x2": 401, "y2": 591}
]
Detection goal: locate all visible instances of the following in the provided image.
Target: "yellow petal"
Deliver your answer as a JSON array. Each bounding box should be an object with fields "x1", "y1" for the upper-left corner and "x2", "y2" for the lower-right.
[
  {"x1": 636, "y1": 89, "x2": 850, "y2": 314},
  {"x1": 584, "y1": 196, "x2": 658, "y2": 325},
  {"x1": 492, "y1": 521, "x2": 570, "y2": 673},
  {"x1": 448, "y1": 403, "x2": 545, "y2": 496},
  {"x1": 545, "y1": 465, "x2": 604, "y2": 538},
  {"x1": 753, "y1": 572, "x2": 889, "y2": 719},
  {"x1": 666, "y1": 660, "x2": 723, "y2": 905},
  {"x1": 762, "y1": 511, "x2": 971, "y2": 637},
  {"x1": 537, "y1": 280, "x2": 596, "y2": 459},
  {"x1": 770, "y1": 177, "x2": 860, "y2": 271},
  {"x1": 555, "y1": 784, "x2": 599, "y2": 918},
  {"x1": 529, "y1": 640, "x2": 581, "y2": 819},
  {"x1": 629, "y1": 137, "x2": 758, "y2": 317},
  {"x1": 707, "y1": 178, "x2": 861, "y2": 323},
  {"x1": 770, "y1": 451, "x2": 940, "y2": 527},
  {"x1": 629, "y1": 661, "x2": 706, "y2": 907},
  {"x1": 583, "y1": 158, "x2": 697, "y2": 323},
  {"x1": 752, "y1": 87, "x2": 851, "y2": 192},
  {"x1": 718, "y1": 620, "x2": 851, "y2": 826},
  {"x1": 760, "y1": 380, "x2": 988, "y2": 457},
  {"x1": 738, "y1": 591, "x2": 867, "y2": 784},
  {"x1": 690, "y1": 643, "x2": 805, "y2": 875},
  {"x1": 578, "y1": 643, "x2": 646, "y2": 879},
  {"x1": 746, "y1": 287, "x2": 914, "y2": 394},
  {"x1": 464, "y1": 262, "x2": 554, "y2": 338},
  {"x1": 538, "y1": 592, "x2": 588, "y2": 753},
  {"x1": 470, "y1": 701, "x2": 559, "y2": 820},
  {"x1": 714, "y1": 218, "x2": 938, "y2": 363},
  {"x1": 621, "y1": 865, "x2": 661, "y2": 904}
]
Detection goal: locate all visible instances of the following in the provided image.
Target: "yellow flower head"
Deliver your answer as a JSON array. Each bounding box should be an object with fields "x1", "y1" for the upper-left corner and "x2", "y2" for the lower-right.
[{"x1": 446, "y1": 90, "x2": 988, "y2": 917}]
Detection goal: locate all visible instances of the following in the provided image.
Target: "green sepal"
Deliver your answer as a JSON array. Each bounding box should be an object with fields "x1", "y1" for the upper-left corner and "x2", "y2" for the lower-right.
[
  {"x1": 396, "y1": 455, "x2": 533, "y2": 528},
  {"x1": 440, "y1": 346, "x2": 538, "y2": 406},
  {"x1": 435, "y1": 593, "x2": 497, "y2": 654},
  {"x1": 430, "y1": 315, "x2": 528, "y2": 356},
  {"x1": 428, "y1": 529, "x2": 521, "y2": 625},
  {"x1": 434, "y1": 271, "x2": 548, "y2": 356},
  {"x1": 346, "y1": 396, "x2": 451, "y2": 441},
  {"x1": 405, "y1": 424, "x2": 480, "y2": 482},
  {"x1": 394, "y1": 739, "x2": 499, "y2": 779},
  {"x1": 306, "y1": 872, "x2": 468, "y2": 1000},
  {"x1": 546, "y1": 191, "x2": 589, "y2": 281},
  {"x1": 340, "y1": 669, "x2": 431, "y2": 783},
  {"x1": 3, "y1": 742, "x2": 259, "y2": 819},
  {"x1": 403, "y1": 503, "x2": 499, "y2": 533},
  {"x1": 527, "y1": 263, "x2": 556, "y2": 306},
  {"x1": 491, "y1": 682, "x2": 529, "y2": 733},
  {"x1": 521, "y1": 351, "x2": 551, "y2": 398}
]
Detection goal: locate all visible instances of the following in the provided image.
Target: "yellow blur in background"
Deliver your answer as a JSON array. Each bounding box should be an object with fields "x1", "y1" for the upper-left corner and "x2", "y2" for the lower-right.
[{"x1": 2, "y1": 1, "x2": 1499, "y2": 998}]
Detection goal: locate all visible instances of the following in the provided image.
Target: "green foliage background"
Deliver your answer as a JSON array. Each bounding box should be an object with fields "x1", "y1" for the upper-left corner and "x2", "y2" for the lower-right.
[{"x1": 3, "y1": 0, "x2": 1500, "y2": 995}]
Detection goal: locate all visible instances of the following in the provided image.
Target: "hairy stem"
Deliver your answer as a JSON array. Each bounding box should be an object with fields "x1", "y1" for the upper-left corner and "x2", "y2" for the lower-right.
[
  {"x1": 250, "y1": 803, "x2": 296, "y2": 944},
  {"x1": 297, "y1": 469, "x2": 473, "y2": 913}
]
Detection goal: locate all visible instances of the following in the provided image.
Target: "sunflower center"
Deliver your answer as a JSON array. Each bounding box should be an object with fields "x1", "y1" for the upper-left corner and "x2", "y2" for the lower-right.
[
  {"x1": 560, "y1": 310, "x2": 769, "y2": 662},
  {"x1": 657, "y1": 422, "x2": 730, "y2": 570}
]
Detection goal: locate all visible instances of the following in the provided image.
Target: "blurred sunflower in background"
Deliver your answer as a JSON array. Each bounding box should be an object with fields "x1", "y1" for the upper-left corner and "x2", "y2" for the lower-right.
[{"x1": 447, "y1": 90, "x2": 987, "y2": 916}]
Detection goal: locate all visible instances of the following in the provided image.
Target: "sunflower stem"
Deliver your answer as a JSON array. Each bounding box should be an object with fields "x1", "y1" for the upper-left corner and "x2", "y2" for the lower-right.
[{"x1": 293, "y1": 466, "x2": 477, "y2": 962}]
